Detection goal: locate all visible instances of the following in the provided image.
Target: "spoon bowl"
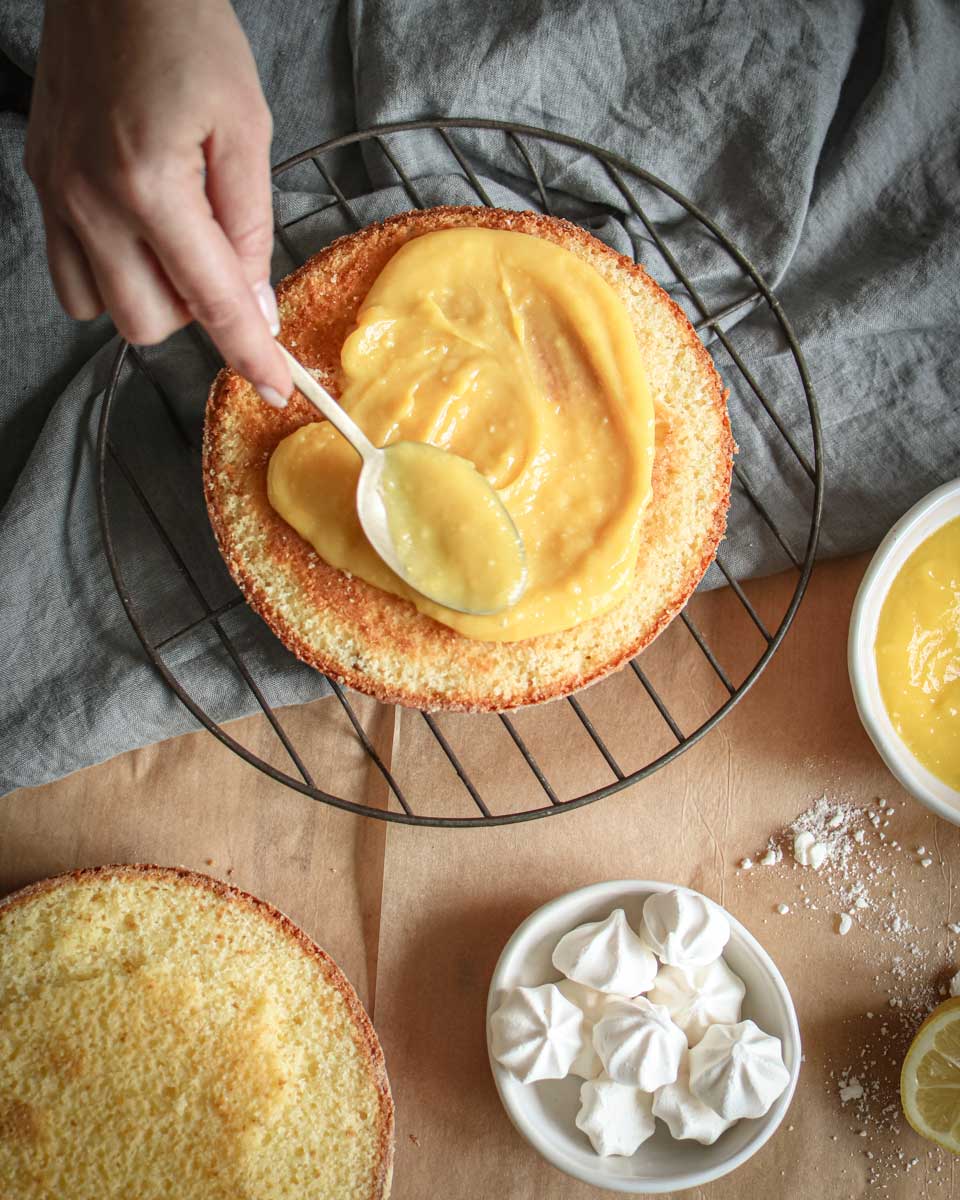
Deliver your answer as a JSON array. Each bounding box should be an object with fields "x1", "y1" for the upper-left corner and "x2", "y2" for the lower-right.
[
  {"x1": 277, "y1": 344, "x2": 527, "y2": 616},
  {"x1": 358, "y1": 441, "x2": 527, "y2": 616}
]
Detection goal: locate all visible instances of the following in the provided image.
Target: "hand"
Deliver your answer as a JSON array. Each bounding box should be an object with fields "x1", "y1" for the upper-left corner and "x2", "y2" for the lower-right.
[{"x1": 25, "y1": 0, "x2": 291, "y2": 406}]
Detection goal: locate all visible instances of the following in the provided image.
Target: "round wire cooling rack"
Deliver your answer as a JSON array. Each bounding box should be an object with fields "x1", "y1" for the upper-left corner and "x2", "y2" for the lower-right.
[{"x1": 96, "y1": 118, "x2": 824, "y2": 828}]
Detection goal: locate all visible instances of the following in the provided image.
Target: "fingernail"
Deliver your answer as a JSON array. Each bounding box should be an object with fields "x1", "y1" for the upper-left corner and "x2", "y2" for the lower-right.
[
  {"x1": 257, "y1": 384, "x2": 288, "y2": 409},
  {"x1": 254, "y1": 280, "x2": 280, "y2": 336}
]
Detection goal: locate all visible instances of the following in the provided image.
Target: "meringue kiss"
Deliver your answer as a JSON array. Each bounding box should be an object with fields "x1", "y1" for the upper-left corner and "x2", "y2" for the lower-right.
[
  {"x1": 592, "y1": 996, "x2": 686, "y2": 1091},
  {"x1": 688, "y1": 1019, "x2": 790, "y2": 1120},
  {"x1": 489, "y1": 983, "x2": 584, "y2": 1084},
  {"x1": 575, "y1": 1076, "x2": 656, "y2": 1157},
  {"x1": 652, "y1": 1053, "x2": 734, "y2": 1144},
  {"x1": 556, "y1": 979, "x2": 618, "y2": 1079},
  {"x1": 647, "y1": 959, "x2": 745, "y2": 1046},
  {"x1": 556, "y1": 978, "x2": 626, "y2": 1024},
  {"x1": 642, "y1": 890, "x2": 730, "y2": 968},
  {"x1": 552, "y1": 908, "x2": 657, "y2": 995}
]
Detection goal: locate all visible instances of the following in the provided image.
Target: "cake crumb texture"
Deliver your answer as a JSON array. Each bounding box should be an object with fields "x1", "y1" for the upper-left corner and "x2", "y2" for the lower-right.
[{"x1": 0, "y1": 865, "x2": 393, "y2": 1199}]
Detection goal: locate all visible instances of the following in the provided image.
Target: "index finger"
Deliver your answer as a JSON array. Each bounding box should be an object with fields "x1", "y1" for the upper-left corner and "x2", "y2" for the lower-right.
[{"x1": 145, "y1": 195, "x2": 291, "y2": 406}]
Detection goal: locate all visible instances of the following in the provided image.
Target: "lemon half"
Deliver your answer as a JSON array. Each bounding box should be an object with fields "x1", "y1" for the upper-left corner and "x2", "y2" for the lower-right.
[{"x1": 901, "y1": 997, "x2": 960, "y2": 1153}]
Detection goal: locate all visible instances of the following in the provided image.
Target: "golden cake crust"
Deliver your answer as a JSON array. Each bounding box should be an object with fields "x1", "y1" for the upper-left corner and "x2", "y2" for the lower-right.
[
  {"x1": 0, "y1": 864, "x2": 394, "y2": 1200},
  {"x1": 203, "y1": 206, "x2": 733, "y2": 711}
]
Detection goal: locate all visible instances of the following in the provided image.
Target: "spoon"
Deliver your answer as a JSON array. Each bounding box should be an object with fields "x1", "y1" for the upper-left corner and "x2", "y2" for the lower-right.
[{"x1": 276, "y1": 344, "x2": 527, "y2": 616}]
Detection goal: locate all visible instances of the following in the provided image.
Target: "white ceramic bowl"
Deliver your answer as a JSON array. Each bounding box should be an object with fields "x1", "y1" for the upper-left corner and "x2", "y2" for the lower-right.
[
  {"x1": 486, "y1": 880, "x2": 801, "y2": 1193},
  {"x1": 848, "y1": 478, "x2": 960, "y2": 825}
]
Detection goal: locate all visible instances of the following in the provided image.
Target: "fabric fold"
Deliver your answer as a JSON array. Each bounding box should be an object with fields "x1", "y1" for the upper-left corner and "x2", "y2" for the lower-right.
[{"x1": 0, "y1": 0, "x2": 957, "y2": 792}]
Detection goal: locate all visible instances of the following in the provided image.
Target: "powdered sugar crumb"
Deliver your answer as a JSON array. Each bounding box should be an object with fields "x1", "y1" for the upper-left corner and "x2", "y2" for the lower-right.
[
  {"x1": 736, "y1": 792, "x2": 954, "y2": 1191},
  {"x1": 839, "y1": 1076, "x2": 864, "y2": 1103}
]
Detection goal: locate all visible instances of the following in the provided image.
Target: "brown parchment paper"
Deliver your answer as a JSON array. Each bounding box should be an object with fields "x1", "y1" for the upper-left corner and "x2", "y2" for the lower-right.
[
  {"x1": 0, "y1": 694, "x2": 396, "y2": 1012},
  {"x1": 4, "y1": 554, "x2": 960, "y2": 1199}
]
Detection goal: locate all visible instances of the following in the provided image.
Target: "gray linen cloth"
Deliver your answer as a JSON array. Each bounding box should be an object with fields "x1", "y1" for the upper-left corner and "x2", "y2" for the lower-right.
[{"x1": 0, "y1": 1, "x2": 957, "y2": 793}]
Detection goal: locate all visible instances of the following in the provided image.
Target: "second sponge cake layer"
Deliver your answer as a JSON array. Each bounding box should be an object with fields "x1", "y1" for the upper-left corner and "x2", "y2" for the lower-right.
[{"x1": 0, "y1": 866, "x2": 394, "y2": 1199}]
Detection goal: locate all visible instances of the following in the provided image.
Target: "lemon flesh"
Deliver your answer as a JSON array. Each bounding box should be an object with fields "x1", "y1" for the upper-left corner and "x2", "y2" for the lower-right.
[{"x1": 901, "y1": 997, "x2": 960, "y2": 1153}]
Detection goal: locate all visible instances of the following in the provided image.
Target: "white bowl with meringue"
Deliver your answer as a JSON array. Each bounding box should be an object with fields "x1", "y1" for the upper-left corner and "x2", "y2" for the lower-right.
[{"x1": 486, "y1": 880, "x2": 801, "y2": 1193}]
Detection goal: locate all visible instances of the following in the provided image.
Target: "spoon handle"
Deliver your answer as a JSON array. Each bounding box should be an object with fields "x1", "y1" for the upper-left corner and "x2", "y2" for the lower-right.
[{"x1": 277, "y1": 343, "x2": 378, "y2": 463}]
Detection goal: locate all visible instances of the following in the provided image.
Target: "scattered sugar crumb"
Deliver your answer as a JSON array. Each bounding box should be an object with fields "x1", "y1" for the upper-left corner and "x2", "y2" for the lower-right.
[
  {"x1": 794, "y1": 829, "x2": 829, "y2": 870},
  {"x1": 839, "y1": 1076, "x2": 864, "y2": 1103},
  {"x1": 735, "y1": 791, "x2": 954, "y2": 1192}
]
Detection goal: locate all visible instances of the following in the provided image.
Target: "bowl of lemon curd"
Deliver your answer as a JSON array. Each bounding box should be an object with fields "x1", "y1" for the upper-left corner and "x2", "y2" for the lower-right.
[{"x1": 849, "y1": 479, "x2": 960, "y2": 823}]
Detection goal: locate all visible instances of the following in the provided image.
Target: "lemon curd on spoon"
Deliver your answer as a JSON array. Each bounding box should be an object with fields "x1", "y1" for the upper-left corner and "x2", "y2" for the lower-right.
[
  {"x1": 378, "y1": 440, "x2": 526, "y2": 615},
  {"x1": 875, "y1": 516, "x2": 960, "y2": 789},
  {"x1": 267, "y1": 226, "x2": 655, "y2": 641}
]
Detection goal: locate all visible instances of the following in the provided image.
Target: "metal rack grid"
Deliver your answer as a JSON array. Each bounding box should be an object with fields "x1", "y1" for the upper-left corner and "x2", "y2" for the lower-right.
[{"x1": 96, "y1": 118, "x2": 824, "y2": 827}]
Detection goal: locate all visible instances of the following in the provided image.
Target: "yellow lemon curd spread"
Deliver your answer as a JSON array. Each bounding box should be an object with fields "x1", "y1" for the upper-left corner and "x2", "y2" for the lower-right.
[
  {"x1": 875, "y1": 516, "x2": 960, "y2": 789},
  {"x1": 267, "y1": 227, "x2": 655, "y2": 641},
  {"x1": 379, "y1": 440, "x2": 526, "y2": 613}
]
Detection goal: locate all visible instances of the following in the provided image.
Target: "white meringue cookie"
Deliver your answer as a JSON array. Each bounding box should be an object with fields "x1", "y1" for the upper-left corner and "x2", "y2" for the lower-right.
[
  {"x1": 552, "y1": 908, "x2": 658, "y2": 995},
  {"x1": 652, "y1": 1053, "x2": 735, "y2": 1144},
  {"x1": 489, "y1": 983, "x2": 583, "y2": 1084},
  {"x1": 556, "y1": 978, "x2": 628, "y2": 1023},
  {"x1": 647, "y1": 959, "x2": 746, "y2": 1045},
  {"x1": 556, "y1": 980, "x2": 623, "y2": 1079},
  {"x1": 592, "y1": 996, "x2": 686, "y2": 1091},
  {"x1": 575, "y1": 1075, "x2": 656, "y2": 1157},
  {"x1": 688, "y1": 1020, "x2": 791, "y2": 1120},
  {"x1": 642, "y1": 890, "x2": 730, "y2": 968},
  {"x1": 570, "y1": 1036, "x2": 603, "y2": 1081}
]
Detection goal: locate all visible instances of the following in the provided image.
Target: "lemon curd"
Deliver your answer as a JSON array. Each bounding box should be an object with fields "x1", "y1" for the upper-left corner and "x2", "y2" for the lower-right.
[
  {"x1": 267, "y1": 227, "x2": 655, "y2": 642},
  {"x1": 379, "y1": 441, "x2": 526, "y2": 614},
  {"x1": 875, "y1": 516, "x2": 960, "y2": 789}
]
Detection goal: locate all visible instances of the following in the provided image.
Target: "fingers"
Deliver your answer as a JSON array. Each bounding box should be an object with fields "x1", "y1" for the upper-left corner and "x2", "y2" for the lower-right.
[
  {"x1": 41, "y1": 206, "x2": 104, "y2": 320},
  {"x1": 145, "y1": 195, "x2": 291, "y2": 404},
  {"x1": 42, "y1": 174, "x2": 194, "y2": 345},
  {"x1": 84, "y1": 234, "x2": 193, "y2": 346},
  {"x1": 31, "y1": 119, "x2": 288, "y2": 404}
]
